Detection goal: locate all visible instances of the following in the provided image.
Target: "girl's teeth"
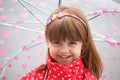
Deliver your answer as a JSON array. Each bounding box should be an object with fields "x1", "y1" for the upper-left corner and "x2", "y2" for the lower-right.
[{"x1": 61, "y1": 56, "x2": 69, "y2": 58}]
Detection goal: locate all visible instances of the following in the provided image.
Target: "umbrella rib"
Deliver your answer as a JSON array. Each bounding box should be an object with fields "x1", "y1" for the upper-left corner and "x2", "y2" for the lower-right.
[
  {"x1": 87, "y1": 10, "x2": 120, "y2": 16},
  {"x1": 0, "y1": 66, "x2": 7, "y2": 79},
  {"x1": 0, "y1": 22, "x2": 44, "y2": 34},
  {"x1": 92, "y1": 32, "x2": 120, "y2": 45},
  {"x1": 88, "y1": 14, "x2": 101, "y2": 21},
  {"x1": 18, "y1": 0, "x2": 45, "y2": 26},
  {"x1": 0, "y1": 49, "x2": 22, "y2": 79},
  {"x1": 87, "y1": 10, "x2": 120, "y2": 21},
  {"x1": 21, "y1": 0, "x2": 49, "y2": 16},
  {"x1": 58, "y1": 0, "x2": 62, "y2": 7},
  {"x1": 94, "y1": 39, "x2": 117, "y2": 43},
  {"x1": 0, "y1": 40, "x2": 45, "y2": 79}
]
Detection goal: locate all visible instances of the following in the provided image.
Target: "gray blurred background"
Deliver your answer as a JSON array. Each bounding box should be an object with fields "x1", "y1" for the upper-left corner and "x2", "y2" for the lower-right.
[{"x1": 0, "y1": 0, "x2": 120, "y2": 80}]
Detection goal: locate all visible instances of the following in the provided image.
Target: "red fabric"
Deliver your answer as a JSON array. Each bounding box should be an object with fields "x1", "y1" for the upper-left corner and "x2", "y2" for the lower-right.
[{"x1": 21, "y1": 56, "x2": 97, "y2": 80}]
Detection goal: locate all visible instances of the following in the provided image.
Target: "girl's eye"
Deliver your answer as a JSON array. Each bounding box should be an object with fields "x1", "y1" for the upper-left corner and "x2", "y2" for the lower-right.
[
  {"x1": 54, "y1": 41, "x2": 60, "y2": 44},
  {"x1": 52, "y1": 41, "x2": 61, "y2": 46},
  {"x1": 69, "y1": 41, "x2": 77, "y2": 44},
  {"x1": 52, "y1": 41, "x2": 60, "y2": 44}
]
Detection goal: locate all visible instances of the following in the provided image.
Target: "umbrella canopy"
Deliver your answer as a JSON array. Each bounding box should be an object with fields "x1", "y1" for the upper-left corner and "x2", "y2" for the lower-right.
[{"x1": 0, "y1": 0, "x2": 120, "y2": 80}]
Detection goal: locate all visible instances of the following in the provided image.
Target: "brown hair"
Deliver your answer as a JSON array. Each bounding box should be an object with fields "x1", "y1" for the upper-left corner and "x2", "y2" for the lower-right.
[{"x1": 38, "y1": 6, "x2": 103, "y2": 79}]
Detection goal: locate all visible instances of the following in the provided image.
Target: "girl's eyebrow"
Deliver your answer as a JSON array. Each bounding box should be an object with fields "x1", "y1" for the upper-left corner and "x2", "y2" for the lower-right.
[
  {"x1": 62, "y1": 40, "x2": 80, "y2": 42},
  {"x1": 50, "y1": 40, "x2": 61, "y2": 42}
]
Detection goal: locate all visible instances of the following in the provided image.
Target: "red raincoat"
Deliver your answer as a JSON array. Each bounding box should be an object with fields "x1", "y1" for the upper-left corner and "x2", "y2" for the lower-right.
[{"x1": 21, "y1": 56, "x2": 97, "y2": 80}]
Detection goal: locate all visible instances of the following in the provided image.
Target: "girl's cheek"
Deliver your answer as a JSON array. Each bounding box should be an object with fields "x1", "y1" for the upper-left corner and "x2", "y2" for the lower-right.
[{"x1": 50, "y1": 47, "x2": 58, "y2": 53}]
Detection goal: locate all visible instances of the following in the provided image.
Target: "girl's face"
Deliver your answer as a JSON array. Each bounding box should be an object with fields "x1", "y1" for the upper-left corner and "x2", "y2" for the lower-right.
[{"x1": 47, "y1": 39, "x2": 83, "y2": 64}]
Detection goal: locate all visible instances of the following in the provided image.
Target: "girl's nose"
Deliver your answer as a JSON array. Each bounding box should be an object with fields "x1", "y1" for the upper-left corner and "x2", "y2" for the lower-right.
[{"x1": 59, "y1": 46, "x2": 69, "y2": 54}]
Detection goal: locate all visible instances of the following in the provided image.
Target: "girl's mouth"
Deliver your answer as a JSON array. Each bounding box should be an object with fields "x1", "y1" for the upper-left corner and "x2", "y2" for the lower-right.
[
  {"x1": 57, "y1": 55, "x2": 73, "y2": 64},
  {"x1": 59, "y1": 55, "x2": 72, "y2": 59}
]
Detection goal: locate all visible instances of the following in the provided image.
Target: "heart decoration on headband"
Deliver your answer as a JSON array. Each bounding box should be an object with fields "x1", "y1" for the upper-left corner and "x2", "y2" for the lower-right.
[
  {"x1": 58, "y1": 12, "x2": 64, "y2": 18},
  {"x1": 46, "y1": 12, "x2": 64, "y2": 26},
  {"x1": 46, "y1": 12, "x2": 87, "y2": 29}
]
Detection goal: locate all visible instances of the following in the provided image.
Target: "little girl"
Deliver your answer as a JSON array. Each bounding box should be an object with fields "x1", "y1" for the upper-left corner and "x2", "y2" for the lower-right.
[{"x1": 21, "y1": 6, "x2": 103, "y2": 80}]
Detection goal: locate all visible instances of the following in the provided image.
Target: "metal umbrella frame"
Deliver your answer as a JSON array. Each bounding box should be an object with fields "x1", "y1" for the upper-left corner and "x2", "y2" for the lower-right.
[{"x1": 0, "y1": 0, "x2": 120, "y2": 80}]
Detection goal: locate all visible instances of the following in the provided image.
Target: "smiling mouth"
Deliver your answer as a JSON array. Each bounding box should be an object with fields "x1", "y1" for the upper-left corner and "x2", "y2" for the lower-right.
[
  {"x1": 59, "y1": 55, "x2": 72, "y2": 59},
  {"x1": 57, "y1": 55, "x2": 73, "y2": 64}
]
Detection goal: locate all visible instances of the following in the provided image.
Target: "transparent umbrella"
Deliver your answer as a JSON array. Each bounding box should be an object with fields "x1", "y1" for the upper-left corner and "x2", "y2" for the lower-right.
[{"x1": 0, "y1": 0, "x2": 120, "y2": 80}]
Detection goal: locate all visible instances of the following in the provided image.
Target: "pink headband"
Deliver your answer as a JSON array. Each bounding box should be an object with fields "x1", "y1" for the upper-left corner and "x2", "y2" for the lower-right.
[{"x1": 46, "y1": 12, "x2": 87, "y2": 29}]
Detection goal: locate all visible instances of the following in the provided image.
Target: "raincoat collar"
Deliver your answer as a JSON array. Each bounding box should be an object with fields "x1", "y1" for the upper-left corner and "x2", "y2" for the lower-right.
[{"x1": 47, "y1": 55, "x2": 85, "y2": 80}]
